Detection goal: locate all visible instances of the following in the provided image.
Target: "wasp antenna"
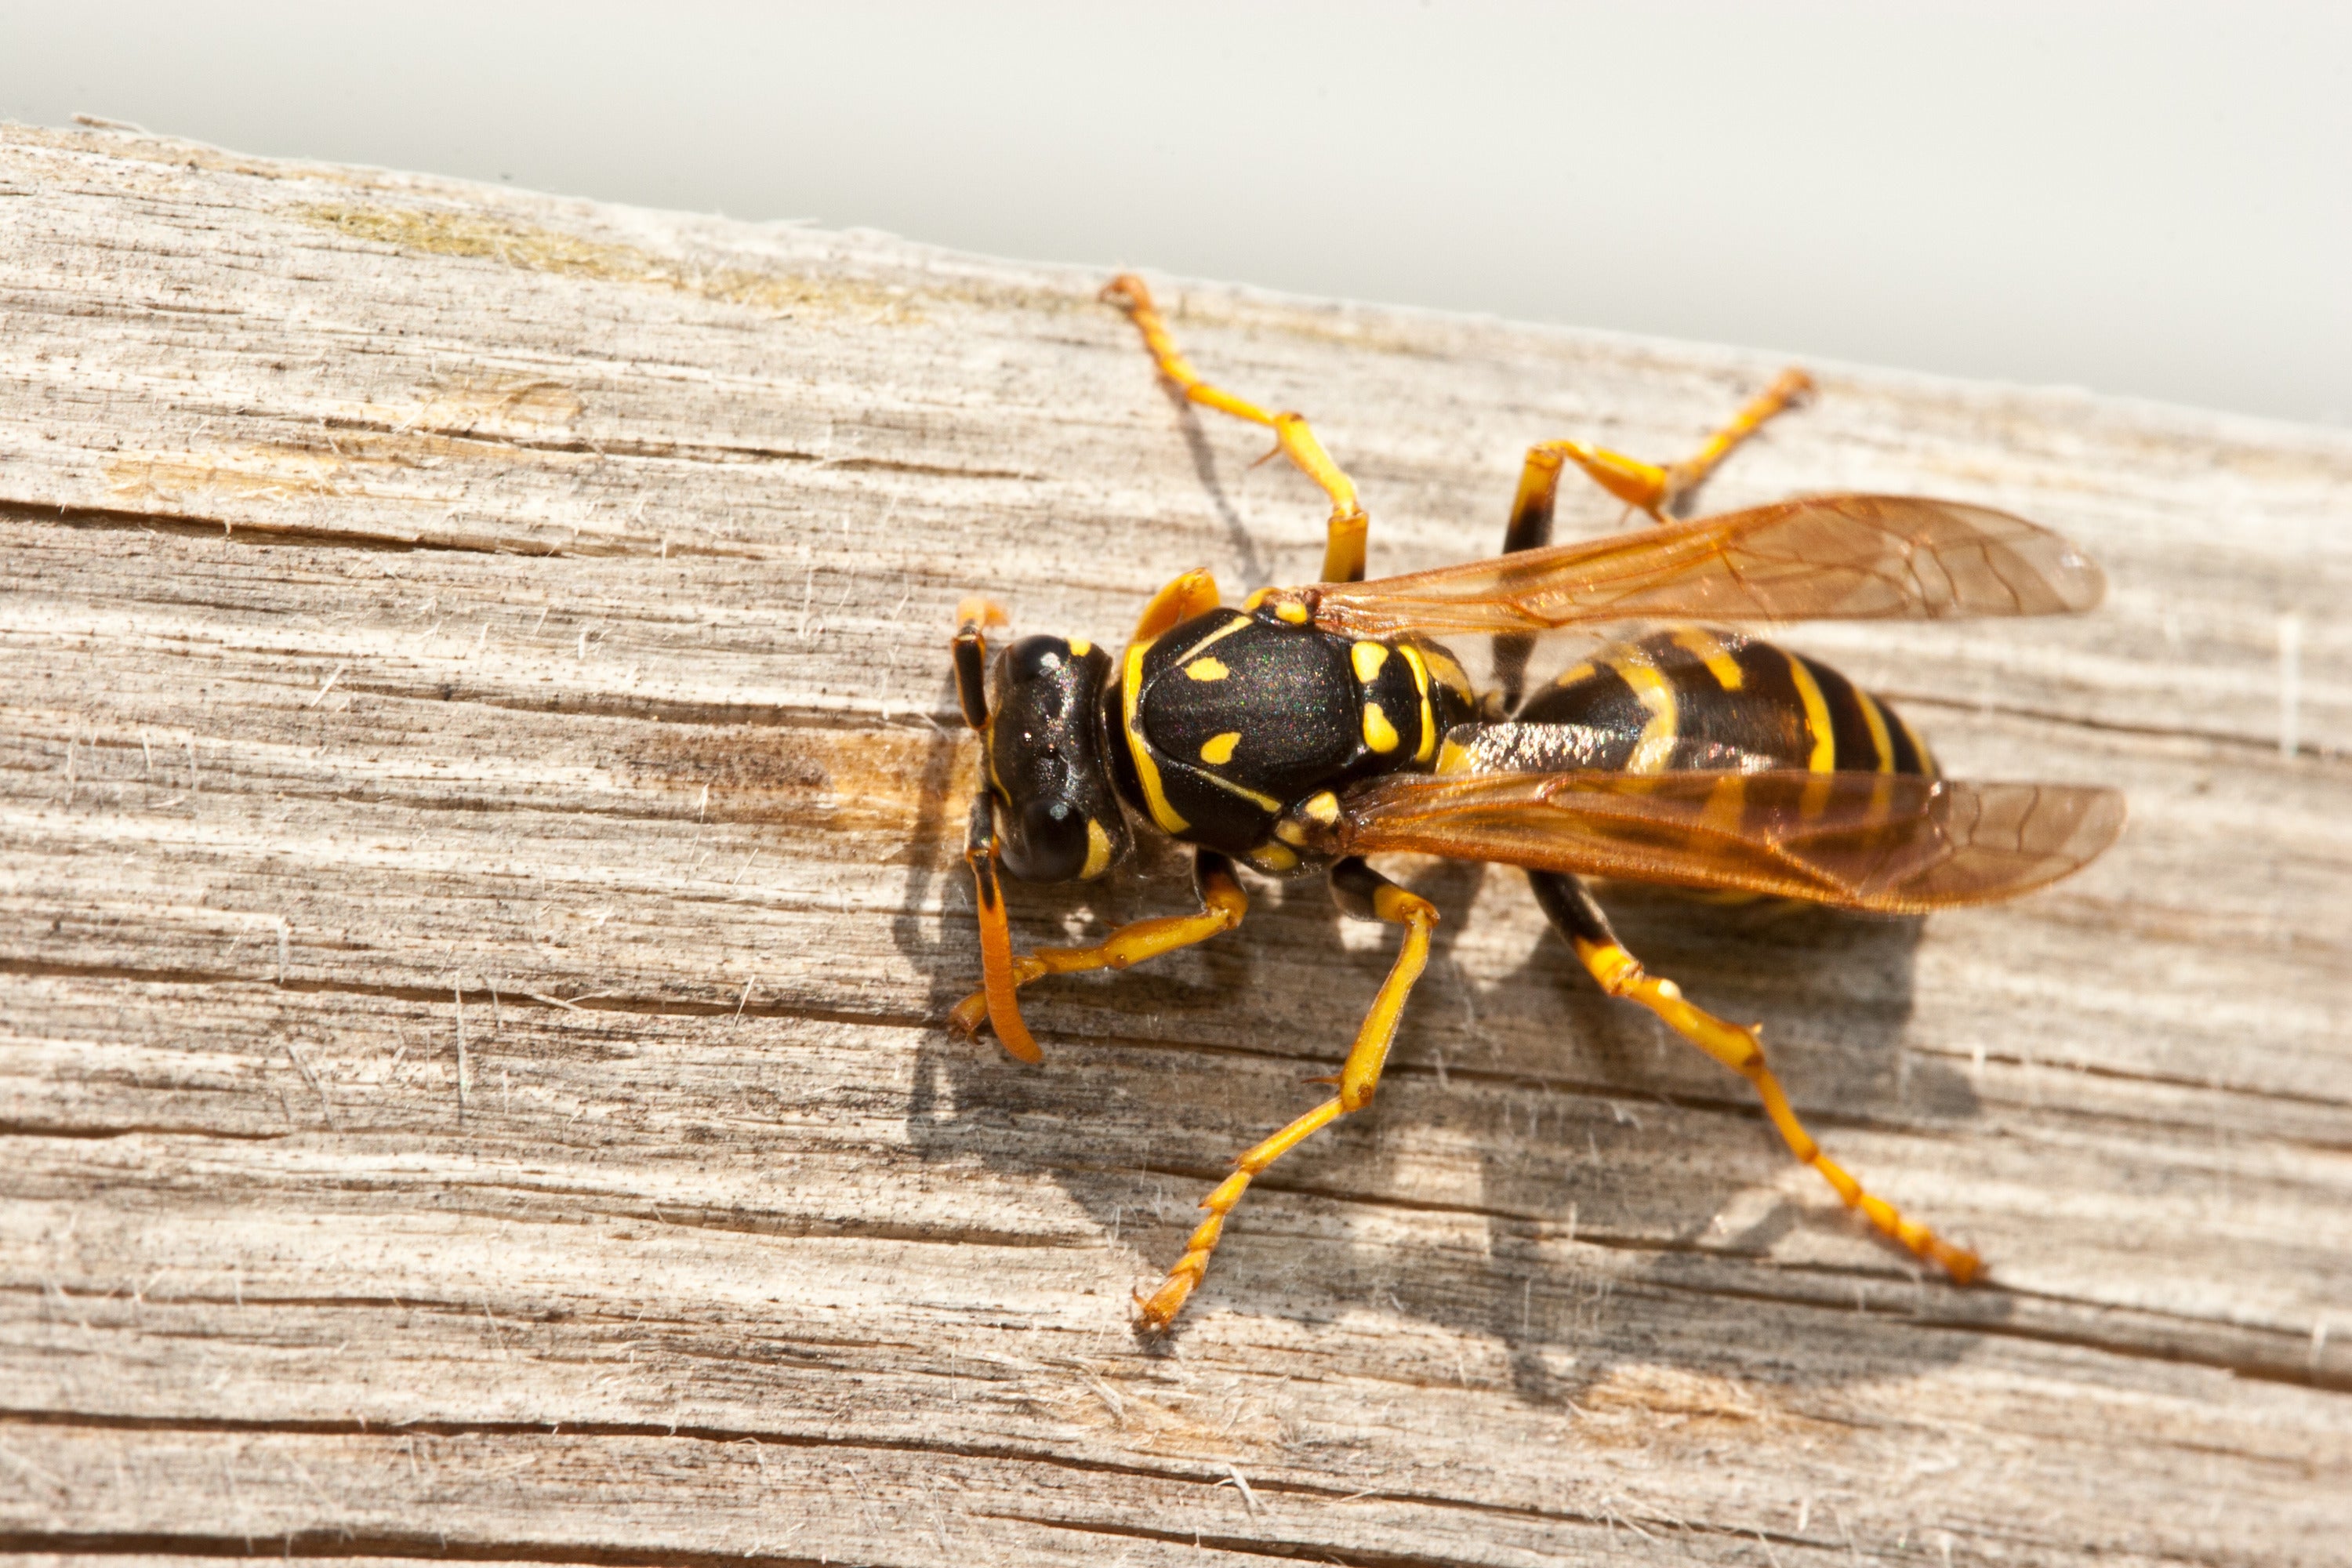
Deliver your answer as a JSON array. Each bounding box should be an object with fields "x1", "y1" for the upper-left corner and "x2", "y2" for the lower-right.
[{"x1": 953, "y1": 596, "x2": 1007, "y2": 731}]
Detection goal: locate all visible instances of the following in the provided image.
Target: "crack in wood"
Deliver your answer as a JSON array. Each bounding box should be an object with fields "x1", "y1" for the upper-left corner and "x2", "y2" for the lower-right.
[{"x1": 0, "y1": 1531, "x2": 835, "y2": 1568}]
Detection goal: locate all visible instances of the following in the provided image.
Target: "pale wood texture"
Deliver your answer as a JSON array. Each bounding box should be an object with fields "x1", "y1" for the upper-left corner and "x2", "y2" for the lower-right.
[{"x1": 3, "y1": 121, "x2": 2350, "y2": 1566}]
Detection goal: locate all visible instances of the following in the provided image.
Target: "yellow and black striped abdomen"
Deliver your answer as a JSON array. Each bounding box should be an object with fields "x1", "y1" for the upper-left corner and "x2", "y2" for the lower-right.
[{"x1": 1515, "y1": 624, "x2": 1936, "y2": 779}]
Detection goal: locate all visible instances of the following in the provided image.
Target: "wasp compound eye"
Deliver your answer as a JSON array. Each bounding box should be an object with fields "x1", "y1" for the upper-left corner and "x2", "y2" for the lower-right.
[
  {"x1": 1007, "y1": 797, "x2": 1089, "y2": 882},
  {"x1": 1007, "y1": 634, "x2": 1063, "y2": 677}
]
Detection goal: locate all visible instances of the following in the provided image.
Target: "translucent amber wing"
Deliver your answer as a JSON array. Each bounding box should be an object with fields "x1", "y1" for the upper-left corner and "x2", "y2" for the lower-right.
[
  {"x1": 1336, "y1": 769, "x2": 2124, "y2": 913},
  {"x1": 1309, "y1": 494, "x2": 2103, "y2": 638}
]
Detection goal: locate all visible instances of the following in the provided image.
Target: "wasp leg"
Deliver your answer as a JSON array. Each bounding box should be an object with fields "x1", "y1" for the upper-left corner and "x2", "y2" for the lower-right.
[
  {"x1": 1491, "y1": 371, "x2": 1814, "y2": 709},
  {"x1": 1131, "y1": 568, "x2": 1221, "y2": 644},
  {"x1": 1662, "y1": 368, "x2": 1815, "y2": 510},
  {"x1": 1137, "y1": 858, "x2": 1438, "y2": 1329},
  {"x1": 1490, "y1": 447, "x2": 1570, "y2": 711},
  {"x1": 949, "y1": 851, "x2": 1248, "y2": 1048},
  {"x1": 963, "y1": 789, "x2": 1040, "y2": 1063},
  {"x1": 953, "y1": 597, "x2": 1045, "y2": 1058},
  {"x1": 1102, "y1": 273, "x2": 1372, "y2": 584},
  {"x1": 1529, "y1": 871, "x2": 1982, "y2": 1283},
  {"x1": 1507, "y1": 368, "x2": 1815, "y2": 529}
]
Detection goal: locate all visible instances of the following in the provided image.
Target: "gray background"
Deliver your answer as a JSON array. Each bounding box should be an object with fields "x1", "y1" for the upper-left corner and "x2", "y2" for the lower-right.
[{"x1": 4, "y1": 2, "x2": 2345, "y2": 424}]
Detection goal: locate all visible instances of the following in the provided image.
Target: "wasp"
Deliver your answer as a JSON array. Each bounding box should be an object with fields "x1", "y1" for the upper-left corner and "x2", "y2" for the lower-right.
[{"x1": 950, "y1": 274, "x2": 2124, "y2": 1330}]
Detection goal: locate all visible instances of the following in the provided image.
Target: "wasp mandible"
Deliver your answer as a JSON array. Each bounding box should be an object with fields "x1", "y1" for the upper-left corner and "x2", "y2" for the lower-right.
[{"x1": 951, "y1": 274, "x2": 2123, "y2": 1330}]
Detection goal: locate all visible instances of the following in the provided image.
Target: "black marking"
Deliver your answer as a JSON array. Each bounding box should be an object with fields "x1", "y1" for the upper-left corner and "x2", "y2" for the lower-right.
[
  {"x1": 964, "y1": 788, "x2": 1005, "y2": 907},
  {"x1": 1527, "y1": 866, "x2": 1618, "y2": 947},
  {"x1": 953, "y1": 631, "x2": 989, "y2": 731},
  {"x1": 1880, "y1": 695, "x2": 1929, "y2": 775},
  {"x1": 1327, "y1": 855, "x2": 1392, "y2": 922},
  {"x1": 1795, "y1": 652, "x2": 1883, "y2": 772},
  {"x1": 1493, "y1": 451, "x2": 1563, "y2": 711},
  {"x1": 1710, "y1": 634, "x2": 1818, "y2": 768}
]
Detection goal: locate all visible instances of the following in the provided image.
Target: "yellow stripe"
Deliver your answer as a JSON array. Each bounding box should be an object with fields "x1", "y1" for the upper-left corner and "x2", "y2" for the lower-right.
[
  {"x1": 1184, "y1": 613, "x2": 1254, "y2": 661},
  {"x1": 1398, "y1": 644, "x2": 1436, "y2": 764},
  {"x1": 1701, "y1": 774, "x2": 1747, "y2": 838},
  {"x1": 1122, "y1": 637, "x2": 1189, "y2": 834},
  {"x1": 1668, "y1": 625, "x2": 1745, "y2": 691},
  {"x1": 1783, "y1": 652, "x2": 1838, "y2": 773},
  {"x1": 1421, "y1": 644, "x2": 1473, "y2": 703},
  {"x1": 1248, "y1": 840, "x2": 1299, "y2": 873},
  {"x1": 1608, "y1": 651, "x2": 1679, "y2": 775},
  {"x1": 1855, "y1": 688, "x2": 1897, "y2": 775},
  {"x1": 1552, "y1": 659, "x2": 1598, "y2": 688},
  {"x1": 1185, "y1": 762, "x2": 1283, "y2": 812},
  {"x1": 1080, "y1": 818, "x2": 1113, "y2": 879}
]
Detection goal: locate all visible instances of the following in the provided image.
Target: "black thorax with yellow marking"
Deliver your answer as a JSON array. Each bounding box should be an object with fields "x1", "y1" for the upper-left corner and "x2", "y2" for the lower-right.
[{"x1": 1103, "y1": 603, "x2": 1479, "y2": 874}]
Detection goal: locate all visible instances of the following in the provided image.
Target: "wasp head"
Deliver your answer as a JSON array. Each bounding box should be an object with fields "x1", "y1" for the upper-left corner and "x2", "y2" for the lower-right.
[{"x1": 980, "y1": 634, "x2": 1131, "y2": 884}]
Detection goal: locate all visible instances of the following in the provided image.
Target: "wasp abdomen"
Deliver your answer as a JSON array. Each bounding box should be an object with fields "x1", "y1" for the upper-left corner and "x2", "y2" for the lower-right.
[{"x1": 1514, "y1": 624, "x2": 1934, "y2": 779}]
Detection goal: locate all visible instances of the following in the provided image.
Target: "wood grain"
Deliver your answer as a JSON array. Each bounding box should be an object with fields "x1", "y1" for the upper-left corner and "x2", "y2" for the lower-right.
[{"x1": 2, "y1": 120, "x2": 2349, "y2": 1567}]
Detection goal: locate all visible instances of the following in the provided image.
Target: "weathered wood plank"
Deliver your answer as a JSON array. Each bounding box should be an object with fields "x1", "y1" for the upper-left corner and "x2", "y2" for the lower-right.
[{"x1": 3, "y1": 120, "x2": 2349, "y2": 1566}]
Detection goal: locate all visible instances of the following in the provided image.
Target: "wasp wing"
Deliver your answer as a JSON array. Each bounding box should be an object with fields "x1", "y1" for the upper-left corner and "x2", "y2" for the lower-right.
[
  {"x1": 1333, "y1": 768, "x2": 2124, "y2": 913},
  {"x1": 1310, "y1": 493, "x2": 2103, "y2": 639}
]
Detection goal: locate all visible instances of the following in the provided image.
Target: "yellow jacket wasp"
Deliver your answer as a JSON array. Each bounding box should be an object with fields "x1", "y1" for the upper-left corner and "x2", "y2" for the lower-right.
[{"x1": 951, "y1": 274, "x2": 2123, "y2": 1330}]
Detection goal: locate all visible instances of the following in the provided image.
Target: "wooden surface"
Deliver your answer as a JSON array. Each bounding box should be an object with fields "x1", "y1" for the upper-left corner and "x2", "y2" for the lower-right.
[{"x1": 3, "y1": 121, "x2": 2349, "y2": 1567}]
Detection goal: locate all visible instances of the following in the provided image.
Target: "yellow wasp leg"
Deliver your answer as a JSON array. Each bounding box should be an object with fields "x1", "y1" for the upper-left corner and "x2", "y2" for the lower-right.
[
  {"x1": 1508, "y1": 367, "x2": 1816, "y2": 525},
  {"x1": 964, "y1": 829, "x2": 1038, "y2": 1064},
  {"x1": 1572, "y1": 934, "x2": 1982, "y2": 1283},
  {"x1": 1102, "y1": 273, "x2": 1373, "y2": 584},
  {"x1": 949, "y1": 853, "x2": 1248, "y2": 1045},
  {"x1": 951, "y1": 597, "x2": 1040, "y2": 1058},
  {"x1": 1131, "y1": 568, "x2": 1221, "y2": 644},
  {"x1": 1137, "y1": 860, "x2": 1438, "y2": 1329},
  {"x1": 1664, "y1": 367, "x2": 1816, "y2": 507}
]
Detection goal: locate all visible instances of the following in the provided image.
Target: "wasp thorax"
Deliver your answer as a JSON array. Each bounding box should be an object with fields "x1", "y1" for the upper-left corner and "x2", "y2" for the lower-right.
[
  {"x1": 1241, "y1": 586, "x2": 1317, "y2": 626},
  {"x1": 987, "y1": 634, "x2": 1131, "y2": 883},
  {"x1": 1269, "y1": 787, "x2": 1348, "y2": 861}
]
